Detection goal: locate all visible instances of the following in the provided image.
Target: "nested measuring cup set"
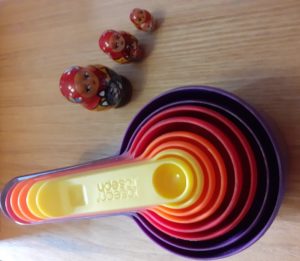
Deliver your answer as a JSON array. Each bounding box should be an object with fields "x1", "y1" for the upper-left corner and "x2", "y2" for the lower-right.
[{"x1": 0, "y1": 86, "x2": 284, "y2": 259}]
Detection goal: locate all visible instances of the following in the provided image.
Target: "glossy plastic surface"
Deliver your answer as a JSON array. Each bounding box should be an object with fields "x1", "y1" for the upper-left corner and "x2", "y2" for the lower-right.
[{"x1": 0, "y1": 86, "x2": 284, "y2": 259}]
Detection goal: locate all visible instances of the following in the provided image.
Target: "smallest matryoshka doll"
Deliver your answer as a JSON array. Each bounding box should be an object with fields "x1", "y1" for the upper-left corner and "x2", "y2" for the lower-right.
[
  {"x1": 130, "y1": 8, "x2": 154, "y2": 32},
  {"x1": 59, "y1": 65, "x2": 132, "y2": 111},
  {"x1": 99, "y1": 30, "x2": 143, "y2": 64}
]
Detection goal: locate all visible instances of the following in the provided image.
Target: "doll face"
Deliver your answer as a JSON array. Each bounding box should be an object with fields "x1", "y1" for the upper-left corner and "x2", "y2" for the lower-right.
[
  {"x1": 74, "y1": 68, "x2": 100, "y2": 98},
  {"x1": 109, "y1": 33, "x2": 125, "y2": 53},
  {"x1": 132, "y1": 9, "x2": 146, "y2": 24}
]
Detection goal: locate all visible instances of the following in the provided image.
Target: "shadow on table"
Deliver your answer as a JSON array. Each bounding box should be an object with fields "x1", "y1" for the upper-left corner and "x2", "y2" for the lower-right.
[
  {"x1": 135, "y1": 8, "x2": 165, "y2": 60},
  {"x1": 111, "y1": 9, "x2": 166, "y2": 103},
  {"x1": 233, "y1": 76, "x2": 300, "y2": 217},
  {"x1": 109, "y1": 20, "x2": 160, "y2": 103},
  {"x1": 0, "y1": 218, "x2": 104, "y2": 253},
  {"x1": 0, "y1": 216, "x2": 44, "y2": 240},
  {"x1": 112, "y1": 63, "x2": 146, "y2": 104}
]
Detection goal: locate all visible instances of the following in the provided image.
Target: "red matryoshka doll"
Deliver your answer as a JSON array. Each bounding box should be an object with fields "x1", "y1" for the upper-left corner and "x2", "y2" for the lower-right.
[
  {"x1": 130, "y1": 8, "x2": 154, "y2": 32},
  {"x1": 99, "y1": 30, "x2": 143, "y2": 64},
  {"x1": 59, "y1": 65, "x2": 131, "y2": 111}
]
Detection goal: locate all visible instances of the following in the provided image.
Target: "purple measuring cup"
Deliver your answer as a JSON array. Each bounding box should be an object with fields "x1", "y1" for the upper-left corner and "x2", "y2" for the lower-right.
[{"x1": 120, "y1": 86, "x2": 283, "y2": 258}]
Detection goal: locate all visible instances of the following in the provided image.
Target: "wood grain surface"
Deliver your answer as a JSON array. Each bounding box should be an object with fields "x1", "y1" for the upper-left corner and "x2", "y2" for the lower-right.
[{"x1": 0, "y1": 0, "x2": 300, "y2": 260}]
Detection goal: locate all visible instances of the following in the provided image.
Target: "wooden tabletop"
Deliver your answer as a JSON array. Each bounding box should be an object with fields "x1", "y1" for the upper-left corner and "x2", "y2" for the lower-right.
[{"x1": 0, "y1": 0, "x2": 300, "y2": 260}]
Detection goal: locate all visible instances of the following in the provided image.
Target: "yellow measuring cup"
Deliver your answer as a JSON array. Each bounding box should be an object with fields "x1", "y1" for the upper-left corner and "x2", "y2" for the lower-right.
[
  {"x1": 26, "y1": 150, "x2": 201, "y2": 219},
  {"x1": 150, "y1": 149, "x2": 203, "y2": 209},
  {"x1": 27, "y1": 181, "x2": 48, "y2": 219}
]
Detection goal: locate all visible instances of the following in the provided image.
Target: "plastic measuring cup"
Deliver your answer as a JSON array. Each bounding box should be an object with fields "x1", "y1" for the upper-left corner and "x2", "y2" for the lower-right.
[
  {"x1": 129, "y1": 116, "x2": 243, "y2": 226},
  {"x1": 4, "y1": 155, "x2": 133, "y2": 223},
  {"x1": 118, "y1": 97, "x2": 268, "y2": 248},
  {"x1": 128, "y1": 99, "x2": 270, "y2": 253},
  {"x1": 5, "y1": 181, "x2": 30, "y2": 224},
  {"x1": 125, "y1": 86, "x2": 282, "y2": 258},
  {"x1": 7, "y1": 150, "x2": 204, "y2": 221},
  {"x1": 142, "y1": 137, "x2": 217, "y2": 217},
  {"x1": 18, "y1": 180, "x2": 42, "y2": 221},
  {"x1": 124, "y1": 105, "x2": 257, "y2": 240},
  {"x1": 141, "y1": 132, "x2": 226, "y2": 222},
  {"x1": 142, "y1": 144, "x2": 205, "y2": 209},
  {"x1": 0, "y1": 86, "x2": 283, "y2": 260}
]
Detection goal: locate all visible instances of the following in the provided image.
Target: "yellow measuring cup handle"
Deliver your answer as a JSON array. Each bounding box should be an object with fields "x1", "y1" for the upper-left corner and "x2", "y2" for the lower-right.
[{"x1": 31, "y1": 156, "x2": 194, "y2": 218}]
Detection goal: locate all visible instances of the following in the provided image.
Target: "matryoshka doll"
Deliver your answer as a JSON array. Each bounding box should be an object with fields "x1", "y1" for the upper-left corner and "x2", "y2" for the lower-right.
[
  {"x1": 99, "y1": 30, "x2": 143, "y2": 64},
  {"x1": 130, "y1": 8, "x2": 154, "y2": 32},
  {"x1": 59, "y1": 65, "x2": 132, "y2": 111}
]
